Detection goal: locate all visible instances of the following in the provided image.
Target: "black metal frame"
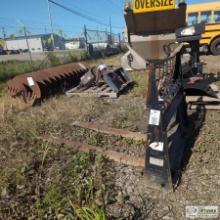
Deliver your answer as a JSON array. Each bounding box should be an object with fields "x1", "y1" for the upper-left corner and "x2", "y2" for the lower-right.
[{"x1": 145, "y1": 50, "x2": 189, "y2": 190}]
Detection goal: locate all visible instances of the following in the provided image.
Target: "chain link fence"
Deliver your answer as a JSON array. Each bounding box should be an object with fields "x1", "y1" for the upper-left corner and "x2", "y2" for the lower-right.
[{"x1": 84, "y1": 26, "x2": 121, "y2": 57}]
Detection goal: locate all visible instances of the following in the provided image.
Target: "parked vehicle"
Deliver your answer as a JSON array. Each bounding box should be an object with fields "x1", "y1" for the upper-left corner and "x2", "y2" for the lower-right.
[{"x1": 187, "y1": 1, "x2": 220, "y2": 55}]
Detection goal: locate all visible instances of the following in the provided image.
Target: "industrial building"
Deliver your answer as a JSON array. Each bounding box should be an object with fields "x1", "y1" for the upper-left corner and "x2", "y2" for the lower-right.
[
  {"x1": 5, "y1": 33, "x2": 65, "y2": 52},
  {"x1": 65, "y1": 37, "x2": 85, "y2": 50},
  {"x1": 0, "y1": 38, "x2": 4, "y2": 53}
]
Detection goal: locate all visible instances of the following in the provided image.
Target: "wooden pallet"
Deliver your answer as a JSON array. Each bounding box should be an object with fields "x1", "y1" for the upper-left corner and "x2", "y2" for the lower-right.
[
  {"x1": 66, "y1": 83, "x2": 118, "y2": 98},
  {"x1": 66, "y1": 80, "x2": 133, "y2": 99}
]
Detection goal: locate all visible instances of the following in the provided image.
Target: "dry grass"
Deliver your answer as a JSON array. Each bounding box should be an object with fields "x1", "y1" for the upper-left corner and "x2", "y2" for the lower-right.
[
  {"x1": 0, "y1": 84, "x2": 147, "y2": 219},
  {"x1": 0, "y1": 54, "x2": 219, "y2": 219}
]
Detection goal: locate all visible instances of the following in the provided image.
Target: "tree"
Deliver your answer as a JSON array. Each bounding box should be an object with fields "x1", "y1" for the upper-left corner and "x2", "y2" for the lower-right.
[
  {"x1": 0, "y1": 39, "x2": 5, "y2": 47},
  {"x1": 9, "y1": 34, "x2": 16, "y2": 39},
  {"x1": 57, "y1": 29, "x2": 67, "y2": 38},
  {"x1": 18, "y1": 28, "x2": 32, "y2": 36},
  {"x1": 42, "y1": 36, "x2": 53, "y2": 51}
]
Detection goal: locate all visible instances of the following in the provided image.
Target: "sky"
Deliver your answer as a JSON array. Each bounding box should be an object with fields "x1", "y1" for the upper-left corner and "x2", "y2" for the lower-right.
[{"x1": 0, "y1": 0, "x2": 218, "y2": 39}]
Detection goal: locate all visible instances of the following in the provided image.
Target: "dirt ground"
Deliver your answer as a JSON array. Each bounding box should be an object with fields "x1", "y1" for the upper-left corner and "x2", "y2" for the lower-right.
[{"x1": 0, "y1": 55, "x2": 219, "y2": 219}]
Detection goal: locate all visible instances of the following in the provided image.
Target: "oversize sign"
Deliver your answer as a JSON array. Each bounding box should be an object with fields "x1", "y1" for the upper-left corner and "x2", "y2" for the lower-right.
[{"x1": 133, "y1": 0, "x2": 175, "y2": 13}]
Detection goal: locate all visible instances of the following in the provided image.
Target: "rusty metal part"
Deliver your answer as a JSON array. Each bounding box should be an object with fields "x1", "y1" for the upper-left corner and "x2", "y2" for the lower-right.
[
  {"x1": 7, "y1": 63, "x2": 88, "y2": 105},
  {"x1": 41, "y1": 135, "x2": 145, "y2": 168},
  {"x1": 73, "y1": 121, "x2": 147, "y2": 142}
]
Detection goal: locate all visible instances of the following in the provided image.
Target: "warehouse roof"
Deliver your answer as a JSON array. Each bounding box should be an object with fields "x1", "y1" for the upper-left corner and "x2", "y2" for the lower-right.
[{"x1": 5, "y1": 33, "x2": 63, "y2": 41}]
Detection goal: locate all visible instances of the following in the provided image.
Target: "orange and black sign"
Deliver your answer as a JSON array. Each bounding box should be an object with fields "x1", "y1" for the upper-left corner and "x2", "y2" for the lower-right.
[{"x1": 133, "y1": 0, "x2": 175, "y2": 13}]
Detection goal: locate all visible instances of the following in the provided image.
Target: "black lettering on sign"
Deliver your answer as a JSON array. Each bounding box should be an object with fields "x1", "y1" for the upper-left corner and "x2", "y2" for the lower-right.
[
  {"x1": 151, "y1": 0, "x2": 155, "y2": 7},
  {"x1": 134, "y1": 0, "x2": 174, "y2": 10},
  {"x1": 155, "y1": 0, "x2": 160, "y2": 7},
  {"x1": 146, "y1": 0, "x2": 150, "y2": 8},
  {"x1": 169, "y1": 0, "x2": 174, "y2": 6},
  {"x1": 135, "y1": 0, "x2": 140, "y2": 9},
  {"x1": 140, "y1": 0, "x2": 145, "y2": 8},
  {"x1": 162, "y1": 0, "x2": 165, "y2": 6}
]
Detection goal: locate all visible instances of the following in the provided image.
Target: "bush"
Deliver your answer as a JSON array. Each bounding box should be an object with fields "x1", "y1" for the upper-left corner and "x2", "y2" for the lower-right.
[
  {"x1": 68, "y1": 51, "x2": 79, "y2": 62},
  {"x1": 47, "y1": 52, "x2": 61, "y2": 66},
  {"x1": 0, "y1": 60, "x2": 33, "y2": 82}
]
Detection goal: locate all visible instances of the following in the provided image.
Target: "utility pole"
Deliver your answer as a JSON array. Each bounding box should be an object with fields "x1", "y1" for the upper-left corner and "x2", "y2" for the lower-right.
[
  {"x1": 2, "y1": 27, "x2": 8, "y2": 50},
  {"x1": 105, "y1": 28, "x2": 108, "y2": 43},
  {"x1": 23, "y1": 26, "x2": 33, "y2": 63},
  {"x1": 118, "y1": 33, "x2": 121, "y2": 43},
  {"x1": 109, "y1": 16, "x2": 112, "y2": 35},
  {"x1": 84, "y1": 25, "x2": 89, "y2": 54},
  {"x1": 2, "y1": 27, "x2": 6, "y2": 39},
  {"x1": 47, "y1": 0, "x2": 55, "y2": 50},
  {"x1": 109, "y1": 16, "x2": 112, "y2": 44},
  {"x1": 16, "y1": 19, "x2": 33, "y2": 63}
]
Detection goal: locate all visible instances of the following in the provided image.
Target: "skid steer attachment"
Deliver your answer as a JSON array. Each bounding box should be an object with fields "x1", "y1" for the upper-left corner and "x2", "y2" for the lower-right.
[
  {"x1": 123, "y1": 0, "x2": 219, "y2": 189},
  {"x1": 145, "y1": 49, "x2": 188, "y2": 189},
  {"x1": 7, "y1": 63, "x2": 88, "y2": 105}
]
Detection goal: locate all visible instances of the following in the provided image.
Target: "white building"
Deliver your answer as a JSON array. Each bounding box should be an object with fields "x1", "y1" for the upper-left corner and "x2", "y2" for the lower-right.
[
  {"x1": 65, "y1": 38, "x2": 85, "y2": 50},
  {"x1": 6, "y1": 37, "x2": 43, "y2": 52},
  {"x1": 5, "y1": 34, "x2": 65, "y2": 53},
  {"x1": 65, "y1": 41, "x2": 81, "y2": 50}
]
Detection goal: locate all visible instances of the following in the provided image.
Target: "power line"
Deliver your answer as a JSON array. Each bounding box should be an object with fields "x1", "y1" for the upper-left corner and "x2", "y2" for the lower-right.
[
  {"x1": 48, "y1": 0, "x2": 122, "y2": 30},
  {"x1": 0, "y1": 22, "x2": 83, "y2": 32},
  {"x1": 1, "y1": 24, "x2": 47, "y2": 31},
  {"x1": 48, "y1": 0, "x2": 108, "y2": 27},
  {"x1": 104, "y1": 0, "x2": 122, "y2": 9},
  {"x1": 0, "y1": 15, "x2": 113, "y2": 30},
  {"x1": 0, "y1": 25, "x2": 84, "y2": 39},
  {"x1": 0, "y1": 16, "x2": 49, "y2": 27},
  {"x1": 61, "y1": 0, "x2": 106, "y2": 20}
]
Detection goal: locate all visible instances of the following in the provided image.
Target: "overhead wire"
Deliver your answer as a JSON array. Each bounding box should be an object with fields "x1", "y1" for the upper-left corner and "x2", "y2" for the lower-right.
[
  {"x1": 48, "y1": 0, "x2": 123, "y2": 30},
  {"x1": 61, "y1": 0, "x2": 106, "y2": 20},
  {"x1": 49, "y1": 0, "x2": 113, "y2": 35},
  {"x1": 0, "y1": 0, "x2": 123, "y2": 38},
  {"x1": 104, "y1": 0, "x2": 123, "y2": 10}
]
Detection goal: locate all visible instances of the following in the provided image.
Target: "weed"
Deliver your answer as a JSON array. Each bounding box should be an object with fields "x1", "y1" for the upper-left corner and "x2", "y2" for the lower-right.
[
  {"x1": 0, "y1": 50, "x2": 87, "y2": 86},
  {"x1": 47, "y1": 52, "x2": 61, "y2": 66},
  {"x1": 128, "y1": 71, "x2": 147, "y2": 97},
  {"x1": 42, "y1": 184, "x2": 64, "y2": 211},
  {"x1": 0, "y1": 54, "x2": 219, "y2": 219},
  {"x1": 76, "y1": 206, "x2": 106, "y2": 220},
  {"x1": 68, "y1": 51, "x2": 79, "y2": 62},
  {"x1": 0, "y1": 60, "x2": 35, "y2": 82}
]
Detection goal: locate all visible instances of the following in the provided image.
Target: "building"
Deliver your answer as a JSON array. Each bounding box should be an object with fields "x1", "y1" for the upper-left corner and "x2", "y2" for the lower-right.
[
  {"x1": 65, "y1": 37, "x2": 85, "y2": 50},
  {"x1": 0, "y1": 38, "x2": 4, "y2": 53},
  {"x1": 5, "y1": 34, "x2": 65, "y2": 53}
]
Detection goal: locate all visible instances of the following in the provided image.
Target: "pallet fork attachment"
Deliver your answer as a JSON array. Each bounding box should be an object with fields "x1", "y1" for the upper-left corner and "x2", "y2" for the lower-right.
[
  {"x1": 145, "y1": 50, "x2": 189, "y2": 190},
  {"x1": 122, "y1": 0, "x2": 220, "y2": 190}
]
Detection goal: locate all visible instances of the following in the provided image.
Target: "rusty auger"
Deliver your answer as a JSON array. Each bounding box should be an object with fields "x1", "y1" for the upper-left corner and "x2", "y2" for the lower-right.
[{"x1": 7, "y1": 63, "x2": 88, "y2": 105}]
